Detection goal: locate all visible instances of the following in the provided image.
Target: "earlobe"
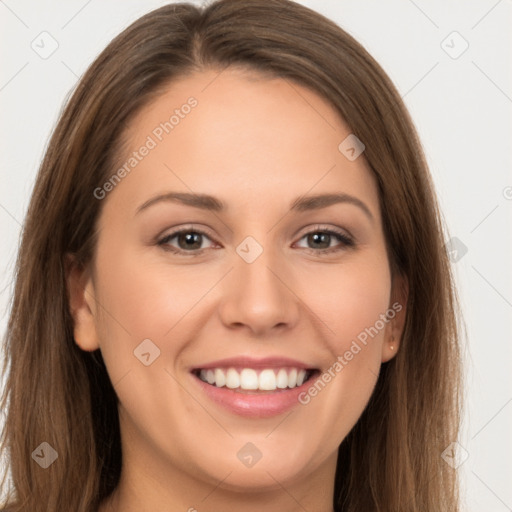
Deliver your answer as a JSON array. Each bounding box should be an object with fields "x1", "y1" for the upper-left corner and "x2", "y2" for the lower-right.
[
  {"x1": 382, "y1": 333, "x2": 398, "y2": 362},
  {"x1": 65, "y1": 254, "x2": 100, "y2": 352},
  {"x1": 382, "y1": 272, "x2": 409, "y2": 363}
]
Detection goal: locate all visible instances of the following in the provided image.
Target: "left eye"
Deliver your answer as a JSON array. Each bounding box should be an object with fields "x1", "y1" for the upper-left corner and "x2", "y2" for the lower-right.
[{"x1": 295, "y1": 229, "x2": 354, "y2": 253}]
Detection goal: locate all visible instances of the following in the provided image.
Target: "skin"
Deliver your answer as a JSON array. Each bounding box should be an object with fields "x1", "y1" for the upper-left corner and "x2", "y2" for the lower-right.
[{"x1": 67, "y1": 67, "x2": 407, "y2": 512}]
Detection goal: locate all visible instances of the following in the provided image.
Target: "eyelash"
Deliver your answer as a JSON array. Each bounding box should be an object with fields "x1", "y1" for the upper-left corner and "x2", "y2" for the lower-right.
[{"x1": 157, "y1": 224, "x2": 355, "y2": 257}]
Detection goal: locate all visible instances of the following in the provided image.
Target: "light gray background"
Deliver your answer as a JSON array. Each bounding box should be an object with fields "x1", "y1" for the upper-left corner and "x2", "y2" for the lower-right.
[{"x1": 1, "y1": 0, "x2": 511, "y2": 510}]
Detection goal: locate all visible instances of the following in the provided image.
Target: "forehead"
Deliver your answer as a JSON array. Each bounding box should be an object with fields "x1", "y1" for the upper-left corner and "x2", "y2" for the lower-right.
[{"x1": 106, "y1": 67, "x2": 380, "y2": 220}]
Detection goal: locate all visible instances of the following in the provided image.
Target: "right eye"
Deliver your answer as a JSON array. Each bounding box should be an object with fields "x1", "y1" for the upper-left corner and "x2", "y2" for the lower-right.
[{"x1": 158, "y1": 228, "x2": 218, "y2": 255}]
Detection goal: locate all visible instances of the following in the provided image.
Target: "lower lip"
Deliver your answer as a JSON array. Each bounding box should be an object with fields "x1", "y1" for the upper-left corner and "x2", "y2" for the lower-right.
[{"x1": 191, "y1": 372, "x2": 318, "y2": 418}]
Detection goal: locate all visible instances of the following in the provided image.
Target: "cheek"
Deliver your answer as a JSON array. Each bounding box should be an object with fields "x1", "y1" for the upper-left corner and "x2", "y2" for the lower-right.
[
  {"x1": 95, "y1": 235, "x2": 188, "y2": 329},
  {"x1": 91, "y1": 237, "x2": 222, "y2": 374},
  {"x1": 298, "y1": 255, "x2": 392, "y2": 351},
  {"x1": 293, "y1": 256, "x2": 391, "y2": 438}
]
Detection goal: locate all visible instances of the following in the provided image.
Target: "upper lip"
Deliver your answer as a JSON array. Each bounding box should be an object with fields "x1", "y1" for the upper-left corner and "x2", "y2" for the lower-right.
[{"x1": 191, "y1": 356, "x2": 318, "y2": 371}]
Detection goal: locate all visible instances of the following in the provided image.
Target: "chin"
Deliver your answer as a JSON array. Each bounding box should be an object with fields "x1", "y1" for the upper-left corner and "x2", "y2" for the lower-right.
[{"x1": 192, "y1": 446, "x2": 320, "y2": 491}]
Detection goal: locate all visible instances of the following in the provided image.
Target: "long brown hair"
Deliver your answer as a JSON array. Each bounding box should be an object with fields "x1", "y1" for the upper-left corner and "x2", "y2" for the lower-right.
[{"x1": 0, "y1": 1, "x2": 462, "y2": 510}]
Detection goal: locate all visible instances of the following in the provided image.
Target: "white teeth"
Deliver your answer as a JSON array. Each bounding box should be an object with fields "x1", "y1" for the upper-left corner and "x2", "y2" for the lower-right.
[
  {"x1": 197, "y1": 367, "x2": 312, "y2": 390},
  {"x1": 259, "y1": 369, "x2": 276, "y2": 390},
  {"x1": 205, "y1": 369, "x2": 215, "y2": 385},
  {"x1": 288, "y1": 368, "x2": 297, "y2": 388},
  {"x1": 240, "y1": 369, "x2": 259, "y2": 389},
  {"x1": 214, "y1": 368, "x2": 226, "y2": 387},
  {"x1": 225, "y1": 368, "x2": 240, "y2": 389},
  {"x1": 276, "y1": 369, "x2": 288, "y2": 389}
]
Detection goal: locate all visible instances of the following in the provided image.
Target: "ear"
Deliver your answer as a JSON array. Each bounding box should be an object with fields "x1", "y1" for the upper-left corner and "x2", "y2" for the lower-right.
[
  {"x1": 65, "y1": 253, "x2": 100, "y2": 352},
  {"x1": 381, "y1": 272, "x2": 408, "y2": 363}
]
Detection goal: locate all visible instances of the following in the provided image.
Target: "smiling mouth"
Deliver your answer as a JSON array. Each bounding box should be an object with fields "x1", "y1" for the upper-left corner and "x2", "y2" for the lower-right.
[{"x1": 191, "y1": 367, "x2": 320, "y2": 394}]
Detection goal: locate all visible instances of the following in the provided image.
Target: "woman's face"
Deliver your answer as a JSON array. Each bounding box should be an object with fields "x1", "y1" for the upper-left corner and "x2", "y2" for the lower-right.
[{"x1": 69, "y1": 67, "x2": 405, "y2": 500}]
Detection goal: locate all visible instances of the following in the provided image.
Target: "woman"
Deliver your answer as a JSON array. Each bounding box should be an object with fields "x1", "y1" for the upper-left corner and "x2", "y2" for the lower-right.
[{"x1": 0, "y1": 0, "x2": 462, "y2": 510}]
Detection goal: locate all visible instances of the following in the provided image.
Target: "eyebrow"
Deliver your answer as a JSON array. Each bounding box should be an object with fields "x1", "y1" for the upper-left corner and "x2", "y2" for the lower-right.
[{"x1": 136, "y1": 191, "x2": 373, "y2": 220}]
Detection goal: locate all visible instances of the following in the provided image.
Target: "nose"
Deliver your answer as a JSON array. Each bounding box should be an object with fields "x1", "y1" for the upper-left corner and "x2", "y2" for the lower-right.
[{"x1": 218, "y1": 245, "x2": 300, "y2": 337}]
